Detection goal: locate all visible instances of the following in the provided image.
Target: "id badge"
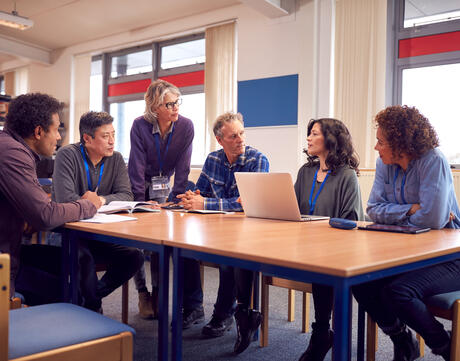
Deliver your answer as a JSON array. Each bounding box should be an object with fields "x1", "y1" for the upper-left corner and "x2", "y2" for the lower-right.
[{"x1": 149, "y1": 175, "x2": 170, "y2": 202}]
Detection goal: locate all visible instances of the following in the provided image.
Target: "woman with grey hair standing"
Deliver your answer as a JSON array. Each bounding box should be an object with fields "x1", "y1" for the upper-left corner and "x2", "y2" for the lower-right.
[{"x1": 128, "y1": 79, "x2": 203, "y2": 323}]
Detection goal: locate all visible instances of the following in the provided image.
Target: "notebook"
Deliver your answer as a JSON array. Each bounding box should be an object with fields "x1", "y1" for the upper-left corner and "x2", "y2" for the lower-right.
[{"x1": 234, "y1": 172, "x2": 329, "y2": 222}]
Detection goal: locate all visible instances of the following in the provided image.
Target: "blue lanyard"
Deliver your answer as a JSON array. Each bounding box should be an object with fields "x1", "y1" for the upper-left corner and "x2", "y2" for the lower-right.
[
  {"x1": 153, "y1": 125, "x2": 174, "y2": 176},
  {"x1": 393, "y1": 167, "x2": 407, "y2": 205},
  {"x1": 308, "y1": 168, "x2": 331, "y2": 215},
  {"x1": 80, "y1": 144, "x2": 104, "y2": 191}
]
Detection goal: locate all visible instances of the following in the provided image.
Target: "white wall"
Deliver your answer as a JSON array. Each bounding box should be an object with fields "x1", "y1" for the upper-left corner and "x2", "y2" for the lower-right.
[
  {"x1": 2, "y1": 0, "x2": 333, "y2": 179},
  {"x1": 239, "y1": 0, "x2": 319, "y2": 177}
]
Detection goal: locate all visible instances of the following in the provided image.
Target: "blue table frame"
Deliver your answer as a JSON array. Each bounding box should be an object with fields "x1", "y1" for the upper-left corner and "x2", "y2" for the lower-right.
[
  {"x1": 59, "y1": 215, "x2": 460, "y2": 361},
  {"x1": 60, "y1": 228, "x2": 171, "y2": 361},
  {"x1": 171, "y1": 246, "x2": 460, "y2": 361}
]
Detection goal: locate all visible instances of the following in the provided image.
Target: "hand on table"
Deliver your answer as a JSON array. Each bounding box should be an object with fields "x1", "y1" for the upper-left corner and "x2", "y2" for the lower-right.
[
  {"x1": 82, "y1": 191, "x2": 102, "y2": 209},
  {"x1": 177, "y1": 189, "x2": 204, "y2": 210}
]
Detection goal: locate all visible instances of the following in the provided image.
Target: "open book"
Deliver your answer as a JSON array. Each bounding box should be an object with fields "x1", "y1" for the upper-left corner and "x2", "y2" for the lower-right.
[{"x1": 98, "y1": 201, "x2": 160, "y2": 214}]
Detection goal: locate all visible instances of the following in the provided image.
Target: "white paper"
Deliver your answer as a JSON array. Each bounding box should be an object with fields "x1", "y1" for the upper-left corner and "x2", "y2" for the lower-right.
[{"x1": 79, "y1": 213, "x2": 137, "y2": 223}]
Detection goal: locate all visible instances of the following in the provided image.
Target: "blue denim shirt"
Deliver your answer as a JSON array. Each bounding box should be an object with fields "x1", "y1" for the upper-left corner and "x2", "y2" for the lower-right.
[
  {"x1": 367, "y1": 148, "x2": 460, "y2": 229},
  {"x1": 195, "y1": 146, "x2": 269, "y2": 211}
]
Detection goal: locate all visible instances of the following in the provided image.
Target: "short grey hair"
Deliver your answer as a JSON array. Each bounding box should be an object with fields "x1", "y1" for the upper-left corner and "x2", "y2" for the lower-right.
[
  {"x1": 144, "y1": 79, "x2": 181, "y2": 123},
  {"x1": 213, "y1": 112, "x2": 244, "y2": 138}
]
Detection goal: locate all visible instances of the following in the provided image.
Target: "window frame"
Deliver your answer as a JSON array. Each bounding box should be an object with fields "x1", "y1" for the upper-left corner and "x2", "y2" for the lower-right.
[
  {"x1": 91, "y1": 33, "x2": 206, "y2": 164},
  {"x1": 98, "y1": 34, "x2": 205, "y2": 109},
  {"x1": 390, "y1": 0, "x2": 460, "y2": 104},
  {"x1": 389, "y1": 0, "x2": 460, "y2": 166}
]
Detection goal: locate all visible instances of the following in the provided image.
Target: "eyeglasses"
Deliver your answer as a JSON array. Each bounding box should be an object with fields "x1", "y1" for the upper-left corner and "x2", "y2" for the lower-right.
[{"x1": 163, "y1": 98, "x2": 182, "y2": 110}]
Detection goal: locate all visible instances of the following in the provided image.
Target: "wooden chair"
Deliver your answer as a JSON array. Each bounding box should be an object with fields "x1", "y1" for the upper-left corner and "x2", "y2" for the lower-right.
[
  {"x1": 366, "y1": 291, "x2": 460, "y2": 361},
  {"x1": 95, "y1": 264, "x2": 129, "y2": 324},
  {"x1": 1, "y1": 253, "x2": 134, "y2": 361},
  {"x1": 260, "y1": 275, "x2": 311, "y2": 347},
  {"x1": 9, "y1": 298, "x2": 22, "y2": 310}
]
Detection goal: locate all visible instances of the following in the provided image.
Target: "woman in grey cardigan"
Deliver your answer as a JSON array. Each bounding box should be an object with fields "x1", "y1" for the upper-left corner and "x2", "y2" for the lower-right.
[{"x1": 295, "y1": 118, "x2": 364, "y2": 361}]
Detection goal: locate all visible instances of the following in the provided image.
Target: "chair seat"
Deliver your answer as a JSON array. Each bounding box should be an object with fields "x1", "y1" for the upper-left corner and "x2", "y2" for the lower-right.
[
  {"x1": 9, "y1": 302, "x2": 135, "y2": 359},
  {"x1": 425, "y1": 291, "x2": 460, "y2": 310}
]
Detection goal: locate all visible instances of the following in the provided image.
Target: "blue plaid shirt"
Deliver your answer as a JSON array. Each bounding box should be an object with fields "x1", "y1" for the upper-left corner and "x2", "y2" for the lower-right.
[{"x1": 196, "y1": 146, "x2": 269, "y2": 211}]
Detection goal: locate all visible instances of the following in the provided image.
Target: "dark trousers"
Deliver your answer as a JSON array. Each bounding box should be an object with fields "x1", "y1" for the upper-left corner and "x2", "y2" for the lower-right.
[
  {"x1": 353, "y1": 260, "x2": 460, "y2": 350},
  {"x1": 312, "y1": 283, "x2": 334, "y2": 332},
  {"x1": 79, "y1": 239, "x2": 144, "y2": 311},
  {"x1": 182, "y1": 258, "x2": 204, "y2": 310},
  {"x1": 213, "y1": 265, "x2": 255, "y2": 319},
  {"x1": 16, "y1": 244, "x2": 63, "y2": 305}
]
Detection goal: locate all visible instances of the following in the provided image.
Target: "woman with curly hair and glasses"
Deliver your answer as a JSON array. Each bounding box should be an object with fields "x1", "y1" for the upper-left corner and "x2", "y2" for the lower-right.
[
  {"x1": 353, "y1": 105, "x2": 460, "y2": 361},
  {"x1": 296, "y1": 118, "x2": 364, "y2": 361}
]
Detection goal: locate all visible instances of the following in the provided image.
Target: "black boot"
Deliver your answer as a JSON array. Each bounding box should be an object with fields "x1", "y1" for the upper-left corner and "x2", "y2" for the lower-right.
[
  {"x1": 298, "y1": 327, "x2": 333, "y2": 361},
  {"x1": 432, "y1": 331, "x2": 451, "y2": 361},
  {"x1": 233, "y1": 307, "x2": 262, "y2": 354},
  {"x1": 389, "y1": 326, "x2": 420, "y2": 361}
]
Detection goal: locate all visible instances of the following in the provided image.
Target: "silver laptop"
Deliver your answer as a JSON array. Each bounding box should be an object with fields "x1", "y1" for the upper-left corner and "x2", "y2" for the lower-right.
[{"x1": 235, "y1": 172, "x2": 329, "y2": 222}]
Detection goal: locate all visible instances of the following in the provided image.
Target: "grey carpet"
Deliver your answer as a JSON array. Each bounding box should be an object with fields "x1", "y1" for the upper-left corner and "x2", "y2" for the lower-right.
[{"x1": 101, "y1": 262, "x2": 448, "y2": 360}]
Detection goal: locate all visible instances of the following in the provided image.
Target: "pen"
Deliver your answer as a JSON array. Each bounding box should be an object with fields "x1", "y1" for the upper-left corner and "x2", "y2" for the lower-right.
[{"x1": 94, "y1": 186, "x2": 98, "y2": 194}]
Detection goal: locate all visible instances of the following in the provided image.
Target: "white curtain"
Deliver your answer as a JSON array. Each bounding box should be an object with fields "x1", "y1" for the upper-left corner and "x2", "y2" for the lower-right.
[
  {"x1": 14, "y1": 67, "x2": 29, "y2": 96},
  {"x1": 204, "y1": 22, "x2": 237, "y2": 152},
  {"x1": 334, "y1": 0, "x2": 387, "y2": 168}
]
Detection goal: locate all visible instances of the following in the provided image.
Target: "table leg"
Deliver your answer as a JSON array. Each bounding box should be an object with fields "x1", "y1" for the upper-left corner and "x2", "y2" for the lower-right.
[
  {"x1": 172, "y1": 247, "x2": 184, "y2": 361},
  {"x1": 61, "y1": 229, "x2": 79, "y2": 304},
  {"x1": 357, "y1": 303, "x2": 365, "y2": 361},
  {"x1": 333, "y1": 280, "x2": 352, "y2": 361},
  {"x1": 158, "y1": 245, "x2": 170, "y2": 361}
]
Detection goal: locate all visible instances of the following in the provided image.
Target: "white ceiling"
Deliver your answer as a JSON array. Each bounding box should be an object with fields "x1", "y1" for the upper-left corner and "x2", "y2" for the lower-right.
[{"x1": 0, "y1": 0, "x2": 240, "y2": 51}]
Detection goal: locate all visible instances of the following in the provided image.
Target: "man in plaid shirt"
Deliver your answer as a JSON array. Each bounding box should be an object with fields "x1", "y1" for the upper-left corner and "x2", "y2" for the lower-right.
[{"x1": 178, "y1": 112, "x2": 269, "y2": 355}]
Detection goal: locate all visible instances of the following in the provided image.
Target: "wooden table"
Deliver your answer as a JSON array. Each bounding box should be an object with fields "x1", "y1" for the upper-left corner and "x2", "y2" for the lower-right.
[
  {"x1": 63, "y1": 211, "x2": 460, "y2": 361},
  {"x1": 161, "y1": 212, "x2": 460, "y2": 361}
]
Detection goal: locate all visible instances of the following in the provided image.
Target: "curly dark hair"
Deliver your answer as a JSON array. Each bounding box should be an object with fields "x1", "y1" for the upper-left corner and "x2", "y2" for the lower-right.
[
  {"x1": 303, "y1": 118, "x2": 360, "y2": 175},
  {"x1": 5, "y1": 93, "x2": 63, "y2": 138},
  {"x1": 375, "y1": 105, "x2": 439, "y2": 159},
  {"x1": 79, "y1": 111, "x2": 113, "y2": 143}
]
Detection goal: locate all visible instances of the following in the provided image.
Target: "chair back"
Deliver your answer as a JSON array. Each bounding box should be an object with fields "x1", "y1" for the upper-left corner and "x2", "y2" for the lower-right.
[{"x1": 1, "y1": 253, "x2": 10, "y2": 361}]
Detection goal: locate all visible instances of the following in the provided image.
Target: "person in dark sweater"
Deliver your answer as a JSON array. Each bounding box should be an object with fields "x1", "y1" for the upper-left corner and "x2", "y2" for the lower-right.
[
  {"x1": 0, "y1": 93, "x2": 98, "y2": 301},
  {"x1": 128, "y1": 79, "x2": 203, "y2": 323},
  {"x1": 295, "y1": 118, "x2": 364, "y2": 361},
  {"x1": 52, "y1": 111, "x2": 143, "y2": 311}
]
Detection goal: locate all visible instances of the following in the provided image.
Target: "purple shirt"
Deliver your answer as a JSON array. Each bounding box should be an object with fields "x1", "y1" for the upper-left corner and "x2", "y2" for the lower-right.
[
  {"x1": 0, "y1": 130, "x2": 96, "y2": 296},
  {"x1": 128, "y1": 115, "x2": 194, "y2": 201}
]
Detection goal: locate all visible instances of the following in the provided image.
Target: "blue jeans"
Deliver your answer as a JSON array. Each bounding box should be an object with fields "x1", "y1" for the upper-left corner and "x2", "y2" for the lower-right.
[{"x1": 353, "y1": 260, "x2": 460, "y2": 350}]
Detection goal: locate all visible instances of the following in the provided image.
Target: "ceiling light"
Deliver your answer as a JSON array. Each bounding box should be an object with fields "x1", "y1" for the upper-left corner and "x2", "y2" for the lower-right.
[{"x1": 0, "y1": 10, "x2": 34, "y2": 30}]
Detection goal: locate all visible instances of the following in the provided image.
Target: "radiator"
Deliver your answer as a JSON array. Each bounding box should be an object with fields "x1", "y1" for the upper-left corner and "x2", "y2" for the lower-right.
[{"x1": 358, "y1": 169, "x2": 460, "y2": 212}]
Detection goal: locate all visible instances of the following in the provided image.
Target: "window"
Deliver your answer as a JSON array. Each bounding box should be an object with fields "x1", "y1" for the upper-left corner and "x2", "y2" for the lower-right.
[
  {"x1": 0, "y1": 75, "x2": 5, "y2": 95},
  {"x1": 160, "y1": 38, "x2": 205, "y2": 69},
  {"x1": 404, "y1": 1, "x2": 460, "y2": 28},
  {"x1": 110, "y1": 49, "x2": 152, "y2": 77},
  {"x1": 91, "y1": 34, "x2": 206, "y2": 164},
  {"x1": 390, "y1": 0, "x2": 460, "y2": 165}
]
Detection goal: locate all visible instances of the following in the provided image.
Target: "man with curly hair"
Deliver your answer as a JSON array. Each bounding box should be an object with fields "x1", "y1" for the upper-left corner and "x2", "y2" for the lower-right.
[
  {"x1": 353, "y1": 105, "x2": 460, "y2": 361},
  {"x1": 0, "y1": 93, "x2": 99, "y2": 301}
]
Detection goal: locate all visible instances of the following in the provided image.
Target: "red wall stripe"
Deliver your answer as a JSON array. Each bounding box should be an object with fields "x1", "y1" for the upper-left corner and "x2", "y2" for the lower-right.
[
  {"x1": 107, "y1": 70, "x2": 205, "y2": 97},
  {"x1": 159, "y1": 70, "x2": 205, "y2": 88},
  {"x1": 108, "y1": 78, "x2": 151, "y2": 97},
  {"x1": 399, "y1": 31, "x2": 460, "y2": 58}
]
